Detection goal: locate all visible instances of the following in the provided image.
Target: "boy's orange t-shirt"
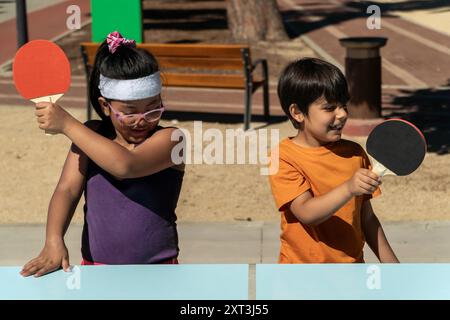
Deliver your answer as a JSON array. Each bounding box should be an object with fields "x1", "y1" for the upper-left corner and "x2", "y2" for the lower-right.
[{"x1": 269, "y1": 138, "x2": 381, "y2": 263}]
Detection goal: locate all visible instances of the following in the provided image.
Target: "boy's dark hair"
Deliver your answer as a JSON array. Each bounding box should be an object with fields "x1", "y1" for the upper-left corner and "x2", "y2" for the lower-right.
[
  {"x1": 277, "y1": 57, "x2": 350, "y2": 128},
  {"x1": 89, "y1": 40, "x2": 160, "y2": 132}
]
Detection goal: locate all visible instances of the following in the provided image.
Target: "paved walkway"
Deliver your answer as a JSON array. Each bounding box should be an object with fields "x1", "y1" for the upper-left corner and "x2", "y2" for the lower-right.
[
  {"x1": 1, "y1": 0, "x2": 448, "y2": 137},
  {"x1": 278, "y1": 0, "x2": 450, "y2": 140},
  {"x1": 0, "y1": 0, "x2": 91, "y2": 66},
  {"x1": 2, "y1": 221, "x2": 450, "y2": 266},
  {"x1": 0, "y1": 0, "x2": 67, "y2": 24},
  {"x1": 1, "y1": 0, "x2": 449, "y2": 134},
  {"x1": 279, "y1": 0, "x2": 450, "y2": 88},
  {"x1": 372, "y1": 0, "x2": 450, "y2": 37}
]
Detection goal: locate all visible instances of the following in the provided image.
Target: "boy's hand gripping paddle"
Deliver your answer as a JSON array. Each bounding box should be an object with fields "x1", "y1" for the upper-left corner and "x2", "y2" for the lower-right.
[
  {"x1": 366, "y1": 119, "x2": 427, "y2": 177},
  {"x1": 13, "y1": 40, "x2": 71, "y2": 136}
]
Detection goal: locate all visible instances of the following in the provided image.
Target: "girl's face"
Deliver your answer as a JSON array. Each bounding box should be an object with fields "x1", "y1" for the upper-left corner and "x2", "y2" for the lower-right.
[
  {"x1": 99, "y1": 95, "x2": 163, "y2": 144},
  {"x1": 294, "y1": 96, "x2": 348, "y2": 147}
]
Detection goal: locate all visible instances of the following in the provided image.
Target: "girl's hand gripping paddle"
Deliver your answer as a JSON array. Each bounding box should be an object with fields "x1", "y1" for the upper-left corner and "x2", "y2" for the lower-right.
[
  {"x1": 13, "y1": 40, "x2": 71, "y2": 136},
  {"x1": 366, "y1": 119, "x2": 427, "y2": 177}
]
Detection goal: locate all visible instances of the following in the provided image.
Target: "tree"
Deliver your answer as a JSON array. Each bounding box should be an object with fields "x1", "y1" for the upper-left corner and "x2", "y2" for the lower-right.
[{"x1": 226, "y1": 0, "x2": 288, "y2": 42}]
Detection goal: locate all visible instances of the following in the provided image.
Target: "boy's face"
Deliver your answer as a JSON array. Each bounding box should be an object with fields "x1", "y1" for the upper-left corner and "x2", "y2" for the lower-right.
[{"x1": 299, "y1": 96, "x2": 348, "y2": 146}]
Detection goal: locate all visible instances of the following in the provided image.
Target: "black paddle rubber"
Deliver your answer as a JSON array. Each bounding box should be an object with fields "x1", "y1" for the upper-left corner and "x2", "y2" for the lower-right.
[{"x1": 366, "y1": 119, "x2": 427, "y2": 176}]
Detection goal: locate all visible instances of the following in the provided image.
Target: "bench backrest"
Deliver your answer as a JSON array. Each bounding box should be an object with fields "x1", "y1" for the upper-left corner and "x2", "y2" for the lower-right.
[{"x1": 80, "y1": 42, "x2": 252, "y2": 89}]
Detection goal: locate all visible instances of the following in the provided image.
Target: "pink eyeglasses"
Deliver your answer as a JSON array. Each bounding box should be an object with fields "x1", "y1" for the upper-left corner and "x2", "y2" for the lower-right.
[{"x1": 108, "y1": 102, "x2": 165, "y2": 127}]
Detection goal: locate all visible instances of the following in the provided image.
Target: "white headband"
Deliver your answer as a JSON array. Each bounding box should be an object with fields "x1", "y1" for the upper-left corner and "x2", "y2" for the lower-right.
[{"x1": 98, "y1": 72, "x2": 161, "y2": 100}]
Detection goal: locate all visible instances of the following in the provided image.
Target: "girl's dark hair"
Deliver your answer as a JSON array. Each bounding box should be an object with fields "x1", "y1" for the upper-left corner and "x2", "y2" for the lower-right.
[
  {"x1": 277, "y1": 57, "x2": 350, "y2": 128},
  {"x1": 89, "y1": 40, "x2": 160, "y2": 132}
]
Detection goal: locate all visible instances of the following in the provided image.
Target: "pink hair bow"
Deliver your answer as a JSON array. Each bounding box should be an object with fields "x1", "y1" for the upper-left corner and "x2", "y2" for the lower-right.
[{"x1": 106, "y1": 31, "x2": 136, "y2": 54}]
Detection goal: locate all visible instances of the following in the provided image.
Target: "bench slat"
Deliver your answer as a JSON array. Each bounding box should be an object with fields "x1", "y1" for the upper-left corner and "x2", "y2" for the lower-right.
[
  {"x1": 80, "y1": 42, "x2": 269, "y2": 130},
  {"x1": 157, "y1": 57, "x2": 243, "y2": 70},
  {"x1": 80, "y1": 42, "x2": 248, "y2": 61},
  {"x1": 162, "y1": 73, "x2": 246, "y2": 89},
  {"x1": 138, "y1": 43, "x2": 247, "y2": 58}
]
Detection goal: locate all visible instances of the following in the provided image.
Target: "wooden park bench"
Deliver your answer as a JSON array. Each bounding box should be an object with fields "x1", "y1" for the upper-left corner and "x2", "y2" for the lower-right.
[{"x1": 80, "y1": 42, "x2": 269, "y2": 130}]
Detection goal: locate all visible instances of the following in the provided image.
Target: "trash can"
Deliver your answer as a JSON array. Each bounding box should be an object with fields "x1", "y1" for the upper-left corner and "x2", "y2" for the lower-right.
[{"x1": 339, "y1": 37, "x2": 387, "y2": 119}]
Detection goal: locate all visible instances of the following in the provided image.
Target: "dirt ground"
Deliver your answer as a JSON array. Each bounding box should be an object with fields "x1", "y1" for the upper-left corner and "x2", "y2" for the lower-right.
[
  {"x1": 0, "y1": 0, "x2": 448, "y2": 224},
  {"x1": 0, "y1": 104, "x2": 449, "y2": 224}
]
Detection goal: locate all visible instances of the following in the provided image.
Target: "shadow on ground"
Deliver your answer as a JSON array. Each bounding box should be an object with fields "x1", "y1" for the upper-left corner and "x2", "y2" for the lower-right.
[
  {"x1": 386, "y1": 80, "x2": 450, "y2": 155},
  {"x1": 142, "y1": 8, "x2": 227, "y2": 31},
  {"x1": 281, "y1": 0, "x2": 450, "y2": 38},
  {"x1": 162, "y1": 111, "x2": 287, "y2": 127}
]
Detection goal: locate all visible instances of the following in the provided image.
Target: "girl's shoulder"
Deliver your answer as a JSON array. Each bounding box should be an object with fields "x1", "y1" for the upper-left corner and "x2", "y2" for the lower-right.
[
  {"x1": 84, "y1": 120, "x2": 114, "y2": 138},
  {"x1": 148, "y1": 125, "x2": 185, "y2": 172},
  {"x1": 149, "y1": 125, "x2": 182, "y2": 139}
]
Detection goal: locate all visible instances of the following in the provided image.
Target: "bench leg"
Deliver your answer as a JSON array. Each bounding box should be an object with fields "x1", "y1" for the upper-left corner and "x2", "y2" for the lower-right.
[{"x1": 244, "y1": 86, "x2": 252, "y2": 131}]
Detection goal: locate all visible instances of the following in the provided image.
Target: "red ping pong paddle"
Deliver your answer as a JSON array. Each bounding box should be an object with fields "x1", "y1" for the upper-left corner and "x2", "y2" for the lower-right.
[
  {"x1": 13, "y1": 40, "x2": 71, "y2": 136},
  {"x1": 366, "y1": 119, "x2": 427, "y2": 177}
]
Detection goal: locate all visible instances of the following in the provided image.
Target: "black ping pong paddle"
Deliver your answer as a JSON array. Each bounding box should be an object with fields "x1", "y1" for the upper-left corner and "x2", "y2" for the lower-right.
[{"x1": 366, "y1": 119, "x2": 427, "y2": 177}]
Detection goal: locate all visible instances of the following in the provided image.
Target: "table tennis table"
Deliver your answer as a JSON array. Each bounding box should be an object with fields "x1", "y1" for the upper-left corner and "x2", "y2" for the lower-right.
[{"x1": 2, "y1": 264, "x2": 450, "y2": 300}]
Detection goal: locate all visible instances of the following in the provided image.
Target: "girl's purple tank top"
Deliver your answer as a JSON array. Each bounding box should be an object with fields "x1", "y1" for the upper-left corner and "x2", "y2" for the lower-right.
[{"x1": 81, "y1": 124, "x2": 184, "y2": 264}]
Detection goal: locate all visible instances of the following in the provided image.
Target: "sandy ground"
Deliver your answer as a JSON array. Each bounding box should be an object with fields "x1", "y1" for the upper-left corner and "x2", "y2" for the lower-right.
[
  {"x1": 372, "y1": 0, "x2": 450, "y2": 37},
  {"x1": 0, "y1": 104, "x2": 449, "y2": 224}
]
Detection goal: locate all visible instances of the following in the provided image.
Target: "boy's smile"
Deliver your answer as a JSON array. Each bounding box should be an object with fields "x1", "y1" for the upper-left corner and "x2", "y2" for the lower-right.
[
  {"x1": 293, "y1": 96, "x2": 348, "y2": 148},
  {"x1": 328, "y1": 121, "x2": 345, "y2": 132}
]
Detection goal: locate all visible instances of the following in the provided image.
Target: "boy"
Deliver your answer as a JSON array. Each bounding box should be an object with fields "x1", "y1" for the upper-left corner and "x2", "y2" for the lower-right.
[{"x1": 269, "y1": 58, "x2": 399, "y2": 263}]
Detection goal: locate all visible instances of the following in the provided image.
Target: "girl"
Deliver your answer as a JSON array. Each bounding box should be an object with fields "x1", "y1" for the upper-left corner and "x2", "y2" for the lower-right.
[{"x1": 21, "y1": 31, "x2": 185, "y2": 277}]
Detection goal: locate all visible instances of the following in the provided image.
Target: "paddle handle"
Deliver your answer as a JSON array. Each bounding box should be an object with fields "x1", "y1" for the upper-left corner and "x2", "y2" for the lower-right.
[
  {"x1": 372, "y1": 160, "x2": 388, "y2": 177},
  {"x1": 31, "y1": 94, "x2": 63, "y2": 136}
]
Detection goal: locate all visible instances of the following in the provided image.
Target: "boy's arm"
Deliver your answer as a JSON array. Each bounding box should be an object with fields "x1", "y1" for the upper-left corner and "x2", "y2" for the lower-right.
[
  {"x1": 289, "y1": 168, "x2": 380, "y2": 226},
  {"x1": 361, "y1": 200, "x2": 400, "y2": 263},
  {"x1": 289, "y1": 183, "x2": 353, "y2": 226}
]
